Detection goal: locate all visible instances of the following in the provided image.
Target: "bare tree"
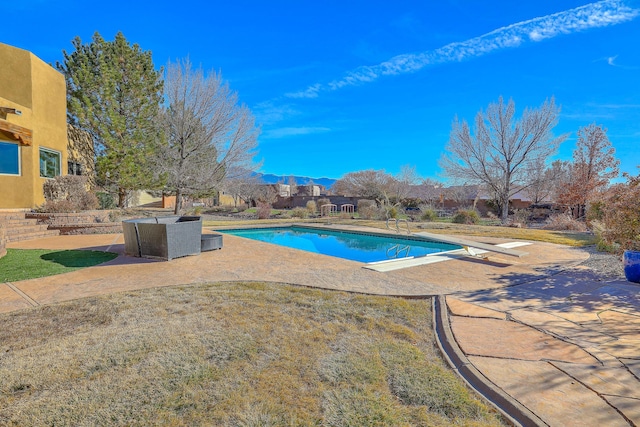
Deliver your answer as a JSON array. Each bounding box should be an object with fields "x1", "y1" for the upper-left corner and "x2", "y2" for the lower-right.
[
  {"x1": 389, "y1": 165, "x2": 419, "y2": 204},
  {"x1": 287, "y1": 176, "x2": 299, "y2": 196},
  {"x1": 255, "y1": 185, "x2": 278, "y2": 205},
  {"x1": 440, "y1": 97, "x2": 566, "y2": 222},
  {"x1": 222, "y1": 173, "x2": 263, "y2": 207},
  {"x1": 413, "y1": 178, "x2": 444, "y2": 206},
  {"x1": 523, "y1": 159, "x2": 571, "y2": 204},
  {"x1": 332, "y1": 169, "x2": 393, "y2": 201},
  {"x1": 558, "y1": 123, "x2": 619, "y2": 218},
  {"x1": 445, "y1": 185, "x2": 478, "y2": 209},
  {"x1": 157, "y1": 59, "x2": 260, "y2": 214}
]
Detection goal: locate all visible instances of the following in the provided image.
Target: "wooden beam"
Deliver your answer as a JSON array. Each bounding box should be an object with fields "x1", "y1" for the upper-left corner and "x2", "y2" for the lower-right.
[
  {"x1": 0, "y1": 120, "x2": 32, "y2": 146},
  {"x1": 0, "y1": 107, "x2": 22, "y2": 115}
]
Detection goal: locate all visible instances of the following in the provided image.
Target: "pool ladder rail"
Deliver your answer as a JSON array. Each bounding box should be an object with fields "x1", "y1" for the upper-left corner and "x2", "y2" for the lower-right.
[
  {"x1": 386, "y1": 218, "x2": 411, "y2": 235},
  {"x1": 386, "y1": 244, "x2": 411, "y2": 259}
]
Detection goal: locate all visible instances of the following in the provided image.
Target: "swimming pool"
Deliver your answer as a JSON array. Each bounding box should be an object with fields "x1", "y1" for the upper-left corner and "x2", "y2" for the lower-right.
[{"x1": 220, "y1": 226, "x2": 461, "y2": 263}]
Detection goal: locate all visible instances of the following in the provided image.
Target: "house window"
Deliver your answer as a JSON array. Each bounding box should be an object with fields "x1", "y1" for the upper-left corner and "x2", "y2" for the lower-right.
[
  {"x1": 39, "y1": 147, "x2": 61, "y2": 178},
  {"x1": 0, "y1": 140, "x2": 20, "y2": 175},
  {"x1": 68, "y1": 161, "x2": 82, "y2": 176}
]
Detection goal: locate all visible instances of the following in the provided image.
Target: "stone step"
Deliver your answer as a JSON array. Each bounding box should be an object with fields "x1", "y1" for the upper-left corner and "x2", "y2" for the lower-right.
[
  {"x1": 0, "y1": 211, "x2": 66, "y2": 243},
  {"x1": 6, "y1": 224, "x2": 51, "y2": 237},
  {"x1": 0, "y1": 212, "x2": 29, "y2": 221},
  {"x1": 52, "y1": 223, "x2": 122, "y2": 235},
  {"x1": 7, "y1": 229, "x2": 60, "y2": 243},
  {"x1": 8, "y1": 218, "x2": 39, "y2": 227}
]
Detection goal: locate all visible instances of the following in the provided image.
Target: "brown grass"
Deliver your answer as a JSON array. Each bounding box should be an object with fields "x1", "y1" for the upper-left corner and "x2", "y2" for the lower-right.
[{"x1": 0, "y1": 282, "x2": 504, "y2": 426}]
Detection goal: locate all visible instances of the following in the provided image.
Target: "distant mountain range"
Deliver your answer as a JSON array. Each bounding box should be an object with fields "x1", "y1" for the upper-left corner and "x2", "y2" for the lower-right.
[{"x1": 256, "y1": 173, "x2": 337, "y2": 189}]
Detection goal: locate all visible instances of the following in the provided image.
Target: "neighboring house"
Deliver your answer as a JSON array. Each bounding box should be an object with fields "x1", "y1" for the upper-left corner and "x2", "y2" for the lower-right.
[
  {"x1": 274, "y1": 184, "x2": 322, "y2": 198},
  {"x1": 0, "y1": 42, "x2": 68, "y2": 209}
]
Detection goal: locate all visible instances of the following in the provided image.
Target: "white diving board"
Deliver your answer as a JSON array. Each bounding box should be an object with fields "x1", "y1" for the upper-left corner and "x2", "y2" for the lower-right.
[
  {"x1": 365, "y1": 241, "x2": 531, "y2": 272},
  {"x1": 415, "y1": 231, "x2": 529, "y2": 258}
]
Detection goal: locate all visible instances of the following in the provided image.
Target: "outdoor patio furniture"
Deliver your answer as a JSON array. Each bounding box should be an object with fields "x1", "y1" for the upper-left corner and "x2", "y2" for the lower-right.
[
  {"x1": 122, "y1": 216, "x2": 202, "y2": 260},
  {"x1": 201, "y1": 233, "x2": 223, "y2": 252}
]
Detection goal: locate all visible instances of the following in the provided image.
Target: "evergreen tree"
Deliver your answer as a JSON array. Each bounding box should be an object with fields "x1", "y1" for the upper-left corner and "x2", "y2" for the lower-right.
[{"x1": 58, "y1": 32, "x2": 164, "y2": 207}]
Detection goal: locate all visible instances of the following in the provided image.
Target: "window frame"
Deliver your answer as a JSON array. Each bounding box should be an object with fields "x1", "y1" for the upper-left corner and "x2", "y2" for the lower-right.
[
  {"x1": 39, "y1": 147, "x2": 62, "y2": 179},
  {"x1": 0, "y1": 140, "x2": 21, "y2": 176},
  {"x1": 68, "y1": 160, "x2": 82, "y2": 176}
]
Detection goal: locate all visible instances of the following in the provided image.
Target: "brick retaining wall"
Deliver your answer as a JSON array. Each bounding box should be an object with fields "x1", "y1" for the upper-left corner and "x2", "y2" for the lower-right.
[
  {"x1": 26, "y1": 211, "x2": 121, "y2": 235},
  {"x1": 26, "y1": 210, "x2": 112, "y2": 225}
]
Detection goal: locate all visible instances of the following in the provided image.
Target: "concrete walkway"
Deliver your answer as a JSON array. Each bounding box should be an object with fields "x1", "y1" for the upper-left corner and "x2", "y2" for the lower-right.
[
  {"x1": 3, "y1": 232, "x2": 639, "y2": 426},
  {"x1": 443, "y1": 268, "x2": 640, "y2": 426}
]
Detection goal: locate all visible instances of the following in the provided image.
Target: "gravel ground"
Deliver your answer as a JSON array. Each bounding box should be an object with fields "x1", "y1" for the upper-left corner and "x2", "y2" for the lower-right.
[{"x1": 572, "y1": 245, "x2": 625, "y2": 279}]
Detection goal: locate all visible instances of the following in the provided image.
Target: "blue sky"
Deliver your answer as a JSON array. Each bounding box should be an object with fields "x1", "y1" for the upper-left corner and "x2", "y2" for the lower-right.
[{"x1": 4, "y1": 0, "x2": 640, "y2": 180}]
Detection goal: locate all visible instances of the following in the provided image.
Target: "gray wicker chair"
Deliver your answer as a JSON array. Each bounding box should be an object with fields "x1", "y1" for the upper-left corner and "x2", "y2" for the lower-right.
[{"x1": 122, "y1": 216, "x2": 202, "y2": 260}]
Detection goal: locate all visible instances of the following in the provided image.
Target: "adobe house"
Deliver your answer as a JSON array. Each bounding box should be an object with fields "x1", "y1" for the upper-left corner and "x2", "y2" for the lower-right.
[{"x1": 0, "y1": 42, "x2": 69, "y2": 209}]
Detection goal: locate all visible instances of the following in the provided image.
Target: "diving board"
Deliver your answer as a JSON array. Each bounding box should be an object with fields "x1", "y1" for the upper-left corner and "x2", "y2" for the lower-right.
[
  {"x1": 365, "y1": 241, "x2": 531, "y2": 272},
  {"x1": 415, "y1": 231, "x2": 529, "y2": 258}
]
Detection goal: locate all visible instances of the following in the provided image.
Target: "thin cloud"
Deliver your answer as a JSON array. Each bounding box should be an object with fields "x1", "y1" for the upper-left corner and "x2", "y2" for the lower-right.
[
  {"x1": 595, "y1": 103, "x2": 640, "y2": 108},
  {"x1": 597, "y1": 54, "x2": 639, "y2": 69},
  {"x1": 263, "y1": 126, "x2": 331, "y2": 139},
  {"x1": 253, "y1": 100, "x2": 301, "y2": 124},
  {"x1": 285, "y1": 84, "x2": 322, "y2": 99},
  {"x1": 286, "y1": 0, "x2": 639, "y2": 99}
]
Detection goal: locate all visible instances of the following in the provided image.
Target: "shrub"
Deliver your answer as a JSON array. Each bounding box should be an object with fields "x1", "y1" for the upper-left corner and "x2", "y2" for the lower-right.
[
  {"x1": 96, "y1": 192, "x2": 116, "y2": 209},
  {"x1": 597, "y1": 172, "x2": 640, "y2": 252},
  {"x1": 357, "y1": 200, "x2": 377, "y2": 220},
  {"x1": 234, "y1": 203, "x2": 248, "y2": 213},
  {"x1": 305, "y1": 200, "x2": 317, "y2": 215},
  {"x1": 37, "y1": 199, "x2": 76, "y2": 213},
  {"x1": 542, "y1": 214, "x2": 588, "y2": 232},
  {"x1": 317, "y1": 198, "x2": 331, "y2": 209},
  {"x1": 387, "y1": 206, "x2": 398, "y2": 219},
  {"x1": 420, "y1": 207, "x2": 437, "y2": 222},
  {"x1": 40, "y1": 176, "x2": 98, "y2": 212},
  {"x1": 452, "y1": 209, "x2": 480, "y2": 225},
  {"x1": 290, "y1": 207, "x2": 308, "y2": 219},
  {"x1": 586, "y1": 200, "x2": 605, "y2": 223},
  {"x1": 508, "y1": 209, "x2": 530, "y2": 228},
  {"x1": 256, "y1": 203, "x2": 271, "y2": 219}
]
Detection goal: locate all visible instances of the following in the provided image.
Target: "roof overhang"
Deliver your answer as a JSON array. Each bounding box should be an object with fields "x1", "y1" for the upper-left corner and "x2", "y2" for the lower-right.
[{"x1": 0, "y1": 119, "x2": 32, "y2": 145}]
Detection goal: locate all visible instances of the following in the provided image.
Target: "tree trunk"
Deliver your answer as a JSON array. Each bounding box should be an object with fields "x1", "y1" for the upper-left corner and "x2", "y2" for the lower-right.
[
  {"x1": 118, "y1": 187, "x2": 128, "y2": 208},
  {"x1": 174, "y1": 188, "x2": 182, "y2": 215},
  {"x1": 500, "y1": 193, "x2": 509, "y2": 224},
  {"x1": 501, "y1": 196, "x2": 510, "y2": 223}
]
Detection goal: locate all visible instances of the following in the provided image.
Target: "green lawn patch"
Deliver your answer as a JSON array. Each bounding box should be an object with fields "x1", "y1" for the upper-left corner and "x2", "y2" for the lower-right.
[{"x1": 0, "y1": 249, "x2": 118, "y2": 282}]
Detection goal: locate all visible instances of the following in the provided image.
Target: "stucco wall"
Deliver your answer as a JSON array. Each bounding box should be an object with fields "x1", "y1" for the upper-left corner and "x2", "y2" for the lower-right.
[
  {"x1": 0, "y1": 44, "x2": 32, "y2": 109},
  {"x1": 0, "y1": 42, "x2": 68, "y2": 209}
]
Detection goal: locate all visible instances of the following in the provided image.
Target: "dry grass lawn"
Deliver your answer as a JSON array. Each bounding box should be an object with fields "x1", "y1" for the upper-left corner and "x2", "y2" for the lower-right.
[{"x1": 0, "y1": 282, "x2": 504, "y2": 426}]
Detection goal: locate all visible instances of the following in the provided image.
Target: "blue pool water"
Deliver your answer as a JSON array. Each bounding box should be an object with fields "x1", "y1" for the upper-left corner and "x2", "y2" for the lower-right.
[{"x1": 221, "y1": 226, "x2": 461, "y2": 263}]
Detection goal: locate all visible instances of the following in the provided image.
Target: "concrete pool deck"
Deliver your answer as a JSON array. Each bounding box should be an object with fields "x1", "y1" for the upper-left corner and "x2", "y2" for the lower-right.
[{"x1": 3, "y1": 231, "x2": 640, "y2": 426}]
